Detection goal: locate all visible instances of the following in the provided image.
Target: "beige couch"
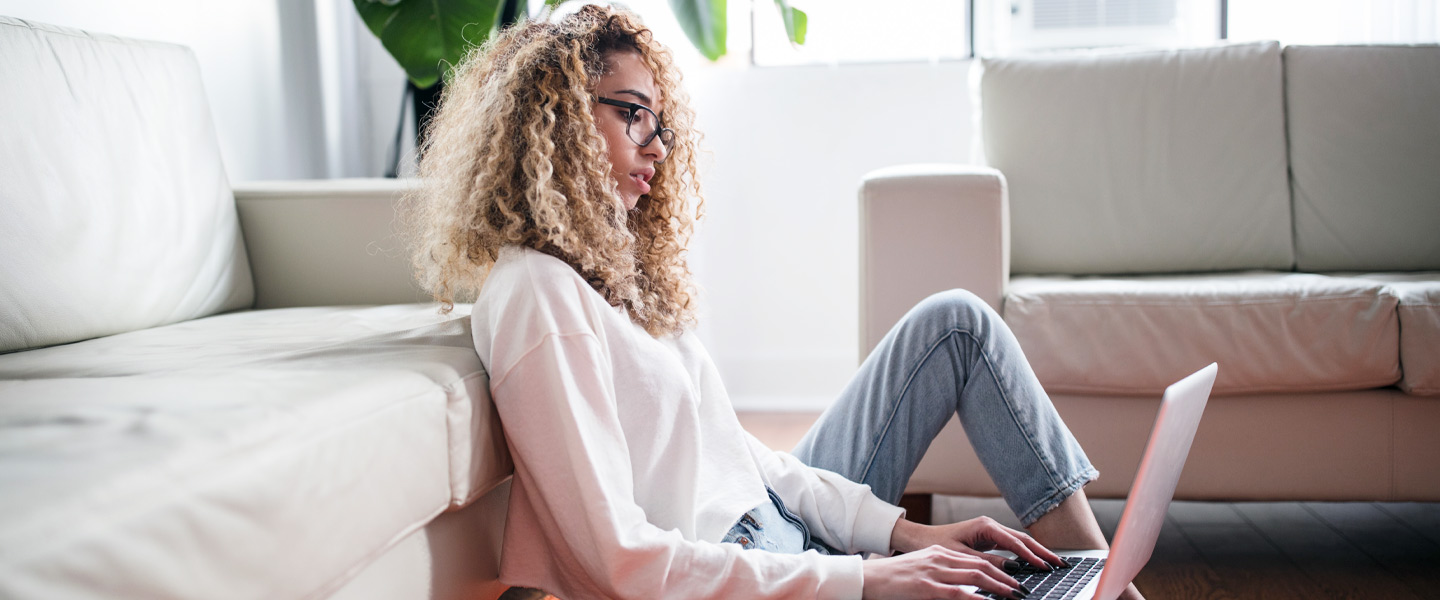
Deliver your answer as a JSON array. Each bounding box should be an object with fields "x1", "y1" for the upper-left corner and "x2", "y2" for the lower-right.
[
  {"x1": 860, "y1": 41, "x2": 1440, "y2": 504},
  {"x1": 0, "y1": 18, "x2": 510, "y2": 599}
]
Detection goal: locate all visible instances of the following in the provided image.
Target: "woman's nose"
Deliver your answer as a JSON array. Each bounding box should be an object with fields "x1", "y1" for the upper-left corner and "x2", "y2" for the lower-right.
[{"x1": 642, "y1": 135, "x2": 667, "y2": 163}]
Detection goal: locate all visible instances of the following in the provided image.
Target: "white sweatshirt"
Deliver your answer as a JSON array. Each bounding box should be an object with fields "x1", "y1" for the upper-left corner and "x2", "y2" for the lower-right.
[{"x1": 469, "y1": 245, "x2": 904, "y2": 599}]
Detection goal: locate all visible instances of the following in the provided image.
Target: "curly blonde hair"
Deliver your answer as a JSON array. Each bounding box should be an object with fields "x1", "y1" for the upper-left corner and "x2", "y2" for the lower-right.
[{"x1": 406, "y1": 4, "x2": 704, "y2": 337}]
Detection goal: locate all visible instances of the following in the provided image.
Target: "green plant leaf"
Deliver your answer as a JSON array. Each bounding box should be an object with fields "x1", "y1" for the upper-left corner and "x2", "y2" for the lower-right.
[
  {"x1": 774, "y1": 0, "x2": 805, "y2": 45},
  {"x1": 353, "y1": 0, "x2": 506, "y2": 89},
  {"x1": 668, "y1": 0, "x2": 726, "y2": 61}
]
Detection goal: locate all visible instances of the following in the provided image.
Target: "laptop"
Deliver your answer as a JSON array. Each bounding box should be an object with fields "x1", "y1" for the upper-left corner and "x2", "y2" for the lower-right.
[{"x1": 972, "y1": 362, "x2": 1218, "y2": 600}]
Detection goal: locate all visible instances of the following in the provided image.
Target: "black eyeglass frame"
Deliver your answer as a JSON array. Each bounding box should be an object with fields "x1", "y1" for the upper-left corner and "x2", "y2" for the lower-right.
[{"x1": 596, "y1": 97, "x2": 676, "y2": 153}]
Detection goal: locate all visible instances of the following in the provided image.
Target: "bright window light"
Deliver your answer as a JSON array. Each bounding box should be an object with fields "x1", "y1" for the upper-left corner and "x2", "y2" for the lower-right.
[
  {"x1": 976, "y1": 0, "x2": 1221, "y2": 55},
  {"x1": 751, "y1": 0, "x2": 972, "y2": 66},
  {"x1": 1227, "y1": 0, "x2": 1440, "y2": 45}
]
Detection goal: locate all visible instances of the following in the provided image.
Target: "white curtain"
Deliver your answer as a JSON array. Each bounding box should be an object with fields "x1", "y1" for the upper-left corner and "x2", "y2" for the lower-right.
[{"x1": 307, "y1": 0, "x2": 412, "y2": 178}]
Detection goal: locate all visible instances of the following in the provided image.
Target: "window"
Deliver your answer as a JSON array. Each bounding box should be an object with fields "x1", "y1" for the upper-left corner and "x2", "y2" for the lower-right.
[
  {"x1": 1227, "y1": 0, "x2": 1440, "y2": 45},
  {"x1": 976, "y1": 0, "x2": 1222, "y2": 55},
  {"x1": 751, "y1": 0, "x2": 973, "y2": 66},
  {"x1": 749, "y1": 0, "x2": 1438, "y2": 66}
]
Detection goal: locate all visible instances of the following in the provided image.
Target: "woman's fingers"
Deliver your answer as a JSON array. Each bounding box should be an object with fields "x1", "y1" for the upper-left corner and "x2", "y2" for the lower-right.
[
  {"x1": 947, "y1": 570, "x2": 1027, "y2": 599},
  {"x1": 962, "y1": 551, "x2": 1023, "y2": 589},
  {"x1": 980, "y1": 526, "x2": 1053, "y2": 571},
  {"x1": 932, "y1": 588, "x2": 986, "y2": 600},
  {"x1": 865, "y1": 548, "x2": 1016, "y2": 600},
  {"x1": 954, "y1": 544, "x2": 1023, "y2": 574},
  {"x1": 963, "y1": 518, "x2": 1066, "y2": 570},
  {"x1": 866, "y1": 545, "x2": 1043, "y2": 600},
  {"x1": 954, "y1": 517, "x2": 1050, "y2": 569},
  {"x1": 933, "y1": 548, "x2": 1027, "y2": 598},
  {"x1": 1005, "y1": 527, "x2": 1068, "y2": 568}
]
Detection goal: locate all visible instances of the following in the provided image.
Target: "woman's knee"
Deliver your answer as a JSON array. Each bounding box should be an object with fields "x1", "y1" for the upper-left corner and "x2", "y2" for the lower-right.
[{"x1": 911, "y1": 288, "x2": 1000, "y2": 332}]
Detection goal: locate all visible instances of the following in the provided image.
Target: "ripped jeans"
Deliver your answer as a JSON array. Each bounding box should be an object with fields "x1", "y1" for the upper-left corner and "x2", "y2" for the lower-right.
[{"x1": 723, "y1": 289, "x2": 1098, "y2": 554}]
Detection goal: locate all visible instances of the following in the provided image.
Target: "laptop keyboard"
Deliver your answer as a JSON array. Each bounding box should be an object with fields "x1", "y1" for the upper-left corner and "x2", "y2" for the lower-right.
[{"x1": 978, "y1": 557, "x2": 1105, "y2": 600}]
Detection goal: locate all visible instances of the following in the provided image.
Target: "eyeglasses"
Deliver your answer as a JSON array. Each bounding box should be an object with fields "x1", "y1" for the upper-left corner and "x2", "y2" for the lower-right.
[{"x1": 597, "y1": 97, "x2": 675, "y2": 156}]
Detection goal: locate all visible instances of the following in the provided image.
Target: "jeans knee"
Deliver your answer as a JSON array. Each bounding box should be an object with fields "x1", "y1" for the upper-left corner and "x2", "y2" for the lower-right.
[{"x1": 905, "y1": 288, "x2": 1002, "y2": 338}]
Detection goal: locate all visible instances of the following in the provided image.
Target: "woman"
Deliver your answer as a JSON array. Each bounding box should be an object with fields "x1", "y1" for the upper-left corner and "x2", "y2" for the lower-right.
[{"x1": 408, "y1": 5, "x2": 1143, "y2": 599}]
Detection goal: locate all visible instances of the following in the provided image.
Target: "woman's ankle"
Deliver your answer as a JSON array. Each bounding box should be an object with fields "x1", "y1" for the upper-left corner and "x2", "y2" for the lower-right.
[{"x1": 1024, "y1": 487, "x2": 1110, "y2": 551}]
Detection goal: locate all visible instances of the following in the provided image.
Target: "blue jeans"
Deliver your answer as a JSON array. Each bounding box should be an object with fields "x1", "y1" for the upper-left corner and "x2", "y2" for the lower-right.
[
  {"x1": 720, "y1": 487, "x2": 839, "y2": 555},
  {"x1": 724, "y1": 289, "x2": 1098, "y2": 552}
]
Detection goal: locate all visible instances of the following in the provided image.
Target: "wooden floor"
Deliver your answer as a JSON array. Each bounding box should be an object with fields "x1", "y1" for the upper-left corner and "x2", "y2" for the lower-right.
[{"x1": 935, "y1": 496, "x2": 1440, "y2": 600}]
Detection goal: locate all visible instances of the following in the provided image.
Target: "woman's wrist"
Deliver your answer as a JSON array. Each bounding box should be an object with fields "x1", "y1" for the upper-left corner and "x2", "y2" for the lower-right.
[{"x1": 888, "y1": 517, "x2": 932, "y2": 554}]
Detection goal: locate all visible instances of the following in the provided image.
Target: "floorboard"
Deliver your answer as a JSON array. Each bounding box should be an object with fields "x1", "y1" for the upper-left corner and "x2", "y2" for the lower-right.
[
  {"x1": 1378, "y1": 503, "x2": 1440, "y2": 548},
  {"x1": 1306, "y1": 502, "x2": 1440, "y2": 600},
  {"x1": 1233, "y1": 502, "x2": 1419, "y2": 600},
  {"x1": 1157, "y1": 503, "x2": 1325, "y2": 600}
]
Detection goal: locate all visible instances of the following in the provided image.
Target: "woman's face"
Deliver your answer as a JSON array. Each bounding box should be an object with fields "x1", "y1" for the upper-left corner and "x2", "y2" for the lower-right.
[{"x1": 592, "y1": 50, "x2": 668, "y2": 211}]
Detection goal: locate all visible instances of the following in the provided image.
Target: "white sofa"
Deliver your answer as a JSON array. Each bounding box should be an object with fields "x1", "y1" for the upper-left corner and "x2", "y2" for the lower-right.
[
  {"x1": 0, "y1": 18, "x2": 511, "y2": 598},
  {"x1": 861, "y1": 41, "x2": 1440, "y2": 505}
]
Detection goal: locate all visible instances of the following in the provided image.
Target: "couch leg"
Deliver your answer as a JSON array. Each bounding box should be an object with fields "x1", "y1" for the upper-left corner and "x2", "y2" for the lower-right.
[{"x1": 899, "y1": 493, "x2": 933, "y2": 525}]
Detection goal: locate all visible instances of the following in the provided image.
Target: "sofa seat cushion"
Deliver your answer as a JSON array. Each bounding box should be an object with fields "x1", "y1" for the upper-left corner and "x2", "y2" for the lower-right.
[
  {"x1": 1346, "y1": 273, "x2": 1440, "y2": 395},
  {"x1": 0, "y1": 371, "x2": 448, "y2": 599},
  {"x1": 0, "y1": 304, "x2": 507, "y2": 507},
  {"x1": 1003, "y1": 272, "x2": 1400, "y2": 396}
]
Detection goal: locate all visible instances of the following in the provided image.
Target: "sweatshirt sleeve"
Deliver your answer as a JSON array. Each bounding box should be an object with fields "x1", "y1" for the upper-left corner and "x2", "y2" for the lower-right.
[
  {"x1": 743, "y1": 432, "x2": 905, "y2": 557},
  {"x1": 490, "y1": 331, "x2": 867, "y2": 599}
]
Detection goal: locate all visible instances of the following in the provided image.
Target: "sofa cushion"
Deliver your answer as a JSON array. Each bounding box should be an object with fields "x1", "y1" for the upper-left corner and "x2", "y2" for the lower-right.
[
  {"x1": 1003, "y1": 272, "x2": 1400, "y2": 395},
  {"x1": 1285, "y1": 45, "x2": 1440, "y2": 271},
  {"x1": 976, "y1": 41, "x2": 1294, "y2": 275},
  {"x1": 1346, "y1": 273, "x2": 1440, "y2": 395},
  {"x1": 0, "y1": 371, "x2": 448, "y2": 599},
  {"x1": 0, "y1": 304, "x2": 507, "y2": 506},
  {"x1": 0, "y1": 17, "x2": 253, "y2": 353}
]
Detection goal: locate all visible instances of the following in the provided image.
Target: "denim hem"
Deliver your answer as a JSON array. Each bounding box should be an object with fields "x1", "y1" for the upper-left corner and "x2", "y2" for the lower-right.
[{"x1": 1016, "y1": 467, "x2": 1100, "y2": 528}]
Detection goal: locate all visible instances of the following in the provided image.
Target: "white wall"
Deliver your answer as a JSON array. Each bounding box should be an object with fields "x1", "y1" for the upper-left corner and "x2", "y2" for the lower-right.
[{"x1": 686, "y1": 62, "x2": 975, "y2": 411}]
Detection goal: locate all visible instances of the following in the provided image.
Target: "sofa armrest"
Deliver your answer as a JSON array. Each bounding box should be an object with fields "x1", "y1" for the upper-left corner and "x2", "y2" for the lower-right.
[
  {"x1": 234, "y1": 178, "x2": 432, "y2": 309},
  {"x1": 858, "y1": 164, "x2": 1010, "y2": 363}
]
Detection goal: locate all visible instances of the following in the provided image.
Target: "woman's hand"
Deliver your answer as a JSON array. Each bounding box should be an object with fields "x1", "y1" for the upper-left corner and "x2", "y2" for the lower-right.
[
  {"x1": 890, "y1": 516, "x2": 1069, "y2": 573},
  {"x1": 862, "y1": 545, "x2": 1030, "y2": 600}
]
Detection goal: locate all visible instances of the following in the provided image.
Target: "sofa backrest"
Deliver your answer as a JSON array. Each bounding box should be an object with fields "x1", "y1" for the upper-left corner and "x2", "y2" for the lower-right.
[
  {"x1": 0, "y1": 17, "x2": 253, "y2": 353},
  {"x1": 976, "y1": 41, "x2": 1295, "y2": 275},
  {"x1": 1285, "y1": 44, "x2": 1440, "y2": 272}
]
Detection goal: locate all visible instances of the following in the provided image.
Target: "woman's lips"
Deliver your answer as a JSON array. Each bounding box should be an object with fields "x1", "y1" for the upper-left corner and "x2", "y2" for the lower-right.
[{"x1": 630, "y1": 173, "x2": 650, "y2": 195}]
